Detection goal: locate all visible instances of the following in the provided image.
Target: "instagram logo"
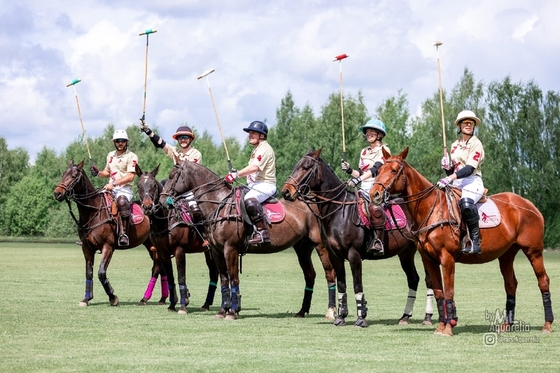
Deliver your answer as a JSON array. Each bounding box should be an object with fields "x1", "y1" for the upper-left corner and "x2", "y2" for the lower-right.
[{"x1": 483, "y1": 333, "x2": 497, "y2": 346}]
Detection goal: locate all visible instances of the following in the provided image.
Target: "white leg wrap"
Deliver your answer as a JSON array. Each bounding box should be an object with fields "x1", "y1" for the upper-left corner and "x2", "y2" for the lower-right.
[
  {"x1": 355, "y1": 292, "x2": 364, "y2": 317},
  {"x1": 425, "y1": 288, "x2": 434, "y2": 314},
  {"x1": 403, "y1": 289, "x2": 417, "y2": 316}
]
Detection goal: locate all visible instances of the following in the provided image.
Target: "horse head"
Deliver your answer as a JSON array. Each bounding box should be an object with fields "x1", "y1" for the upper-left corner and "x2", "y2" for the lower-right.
[
  {"x1": 136, "y1": 163, "x2": 162, "y2": 216},
  {"x1": 54, "y1": 159, "x2": 91, "y2": 202},
  {"x1": 369, "y1": 147, "x2": 410, "y2": 206},
  {"x1": 282, "y1": 148, "x2": 324, "y2": 201}
]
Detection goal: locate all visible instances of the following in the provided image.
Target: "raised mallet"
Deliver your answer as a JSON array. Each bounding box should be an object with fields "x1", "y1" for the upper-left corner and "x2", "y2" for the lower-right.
[
  {"x1": 434, "y1": 41, "x2": 448, "y2": 158},
  {"x1": 197, "y1": 68, "x2": 233, "y2": 172},
  {"x1": 333, "y1": 53, "x2": 349, "y2": 162},
  {"x1": 139, "y1": 29, "x2": 157, "y2": 123},
  {"x1": 66, "y1": 79, "x2": 93, "y2": 167}
]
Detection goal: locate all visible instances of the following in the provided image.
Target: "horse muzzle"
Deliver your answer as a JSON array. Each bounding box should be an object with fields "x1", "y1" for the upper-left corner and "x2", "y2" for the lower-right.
[{"x1": 281, "y1": 188, "x2": 296, "y2": 201}]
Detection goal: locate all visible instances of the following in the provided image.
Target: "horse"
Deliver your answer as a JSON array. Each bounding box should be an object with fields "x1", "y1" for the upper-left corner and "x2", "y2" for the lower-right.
[
  {"x1": 53, "y1": 159, "x2": 169, "y2": 307},
  {"x1": 135, "y1": 163, "x2": 219, "y2": 313},
  {"x1": 281, "y1": 148, "x2": 433, "y2": 327},
  {"x1": 369, "y1": 146, "x2": 554, "y2": 336},
  {"x1": 159, "y1": 160, "x2": 338, "y2": 320}
]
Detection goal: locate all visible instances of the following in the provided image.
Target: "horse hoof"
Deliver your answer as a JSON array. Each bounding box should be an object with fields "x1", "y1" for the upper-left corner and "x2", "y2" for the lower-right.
[
  {"x1": 78, "y1": 301, "x2": 89, "y2": 307},
  {"x1": 178, "y1": 309, "x2": 187, "y2": 315},
  {"x1": 215, "y1": 310, "x2": 226, "y2": 319},
  {"x1": 542, "y1": 322, "x2": 553, "y2": 334},
  {"x1": 110, "y1": 296, "x2": 119, "y2": 306},
  {"x1": 398, "y1": 314, "x2": 410, "y2": 325},
  {"x1": 333, "y1": 317, "x2": 346, "y2": 327},
  {"x1": 325, "y1": 307, "x2": 337, "y2": 321},
  {"x1": 294, "y1": 312, "x2": 305, "y2": 318},
  {"x1": 158, "y1": 297, "x2": 167, "y2": 305},
  {"x1": 200, "y1": 303, "x2": 211, "y2": 311},
  {"x1": 225, "y1": 311, "x2": 238, "y2": 320},
  {"x1": 138, "y1": 299, "x2": 148, "y2": 306},
  {"x1": 422, "y1": 320, "x2": 433, "y2": 326},
  {"x1": 167, "y1": 306, "x2": 177, "y2": 313},
  {"x1": 434, "y1": 322, "x2": 445, "y2": 335},
  {"x1": 354, "y1": 318, "x2": 368, "y2": 328}
]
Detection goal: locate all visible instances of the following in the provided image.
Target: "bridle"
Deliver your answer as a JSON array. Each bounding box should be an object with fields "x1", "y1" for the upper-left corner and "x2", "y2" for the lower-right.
[{"x1": 371, "y1": 159, "x2": 407, "y2": 205}]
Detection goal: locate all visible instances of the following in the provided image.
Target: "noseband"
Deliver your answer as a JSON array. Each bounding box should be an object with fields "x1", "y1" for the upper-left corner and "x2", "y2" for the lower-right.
[{"x1": 285, "y1": 156, "x2": 319, "y2": 197}]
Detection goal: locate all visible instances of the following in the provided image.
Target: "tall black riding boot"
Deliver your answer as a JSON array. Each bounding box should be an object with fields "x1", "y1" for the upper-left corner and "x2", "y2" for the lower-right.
[
  {"x1": 367, "y1": 204, "x2": 386, "y2": 255},
  {"x1": 245, "y1": 197, "x2": 270, "y2": 245},
  {"x1": 117, "y1": 196, "x2": 130, "y2": 247},
  {"x1": 459, "y1": 198, "x2": 481, "y2": 254}
]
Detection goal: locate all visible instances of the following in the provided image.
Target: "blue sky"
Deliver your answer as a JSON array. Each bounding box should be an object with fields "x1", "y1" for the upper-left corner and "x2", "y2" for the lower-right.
[{"x1": 1, "y1": 0, "x2": 558, "y2": 162}]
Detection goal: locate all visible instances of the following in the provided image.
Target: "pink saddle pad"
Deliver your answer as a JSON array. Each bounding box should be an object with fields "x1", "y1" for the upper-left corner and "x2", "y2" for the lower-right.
[
  {"x1": 264, "y1": 201, "x2": 285, "y2": 223},
  {"x1": 384, "y1": 204, "x2": 407, "y2": 230}
]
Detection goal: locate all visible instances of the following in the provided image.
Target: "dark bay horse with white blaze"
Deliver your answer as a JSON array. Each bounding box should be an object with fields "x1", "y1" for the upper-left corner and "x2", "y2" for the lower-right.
[
  {"x1": 54, "y1": 159, "x2": 169, "y2": 306},
  {"x1": 369, "y1": 147, "x2": 554, "y2": 336},
  {"x1": 159, "y1": 160, "x2": 337, "y2": 320},
  {"x1": 281, "y1": 149, "x2": 433, "y2": 327},
  {"x1": 135, "y1": 163, "x2": 219, "y2": 313}
]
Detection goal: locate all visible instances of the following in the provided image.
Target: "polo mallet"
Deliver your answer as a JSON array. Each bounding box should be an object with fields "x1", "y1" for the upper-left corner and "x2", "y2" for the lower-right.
[
  {"x1": 333, "y1": 53, "x2": 349, "y2": 162},
  {"x1": 434, "y1": 41, "x2": 448, "y2": 159},
  {"x1": 139, "y1": 29, "x2": 157, "y2": 123},
  {"x1": 66, "y1": 79, "x2": 93, "y2": 167},
  {"x1": 197, "y1": 68, "x2": 233, "y2": 172}
]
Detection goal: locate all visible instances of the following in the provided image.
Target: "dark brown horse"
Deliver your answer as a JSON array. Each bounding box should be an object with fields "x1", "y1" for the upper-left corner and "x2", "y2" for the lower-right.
[
  {"x1": 159, "y1": 161, "x2": 337, "y2": 320},
  {"x1": 135, "y1": 163, "x2": 219, "y2": 313},
  {"x1": 281, "y1": 148, "x2": 433, "y2": 327},
  {"x1": 54, "y1": 159, "x2": 169, "y2": 306},
  {"x1": 369, "y1": 147, "x2": 554, "y2": 336}
]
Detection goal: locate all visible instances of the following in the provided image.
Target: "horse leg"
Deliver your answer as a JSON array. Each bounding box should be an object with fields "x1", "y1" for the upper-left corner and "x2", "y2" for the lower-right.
[
  {"x1": 292, "y1": 242, "x2": 316, "y2": 318},
  {"x1": 212, "y1": 250, "x2": 230, "y2": 319},
  {"x1": 98, "y1": 247, "x2": 119, "y2": 306},
  {"x1": 139, "y1": 246, "x2": 163, "y2": 305},
  {"x1": 439, "y1": 251, "x2": 457, "y2": 336},
  {"x1": 348, "y1": 248, "x2": 367, "y2": 328},
  {"x1": 396, "y1": 246, "x2": 420, "y2": 325},
  {"x1": 201, "y1": 251, "x2": 218, "y2": 311},
  {"x1": 333, "y1": 262, "x2": 348, "y2": 327},
  {"x1": 421, "y1": 253, "x2": 445, "y2": 334},
  {"x1": 315, "y1": 244, "x2": 337, "y2": 321},
  {"x1": 521, "y1": 247, "x2": 554, "y2": 333},
  {"x1": 80, "y1": 246, "x2": 95, "y2": 306},
  {"x1": 224, "y1": 246, "x2": 241, "y2": 320},
  {"x1": 162, "y1": 257, "x2": 177, "y2": 312},
  {"x1": 423, "y1": 267, "x2": 435, "y2": 326},
  {"x1": 175, "y1": 249, "x2": 189, "y2": 314}
]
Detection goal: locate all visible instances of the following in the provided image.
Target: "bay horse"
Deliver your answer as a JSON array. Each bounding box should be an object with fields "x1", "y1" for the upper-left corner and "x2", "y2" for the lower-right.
[
  {"x1": 54, "y1": 159, "x2": 169, "y2": 307},
  {"x1": 135, "y1": 163, "x2": 219, "y2": 313},
  {"x1": 369, "y1": 146, "x2": 554, "y2": 336},
  {"x1": 281, "y1": 148, "x2": 433, "y2": 327},
  {"x1": 159, "y1": 160, "x2": 338, "y2": 320}
]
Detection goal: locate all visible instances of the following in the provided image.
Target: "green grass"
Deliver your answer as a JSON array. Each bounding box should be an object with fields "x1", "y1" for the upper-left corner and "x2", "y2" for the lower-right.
[{"x1": 1, "y1": 243, "x2": 559, "y2": 372}]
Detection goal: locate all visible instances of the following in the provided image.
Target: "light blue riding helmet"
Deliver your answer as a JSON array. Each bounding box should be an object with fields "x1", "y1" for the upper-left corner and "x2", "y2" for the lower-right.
[{"x1": 359, "y1": 119, "x2": 386, "y2": 136}]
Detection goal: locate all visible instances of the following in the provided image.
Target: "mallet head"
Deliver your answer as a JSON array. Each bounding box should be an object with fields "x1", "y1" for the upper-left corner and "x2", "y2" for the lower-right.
[
  {"x1": 139, "y1": 29, "x2": 157, "y2": 36},
  {"x1": 66, "y1": 79, "x2": 81, "y2": 87},
  {"x1": 434, "y1": 41, "x2": 443, "y2": 47},
  {"x1": 197, "y1": 68, "x2": 215, "y2": 80},
  {"x1": 333, "y1": 53, "x2": 349, "y2": 62}
]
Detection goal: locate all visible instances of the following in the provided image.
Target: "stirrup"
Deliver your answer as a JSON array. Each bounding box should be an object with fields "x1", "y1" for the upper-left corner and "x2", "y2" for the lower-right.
[
  {"x1": 118, "y1": 234, "x2": 129, "y2": 247},
  {"x1": 368, "y1": 238, "x2": 384, "y2": 256},
  {"x1": 461, "y1": 238, "x2": 481, "y2": 254},
  {"x1": 248, "y1": 231, "x2": 270, "y2": 245}
]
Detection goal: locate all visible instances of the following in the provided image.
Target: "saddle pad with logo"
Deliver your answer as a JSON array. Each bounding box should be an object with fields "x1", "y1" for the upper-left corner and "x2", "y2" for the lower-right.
[
  {"x1": 263, "y1": 201, "x2": 285, "y2": 223},
  {"x1": 384, "y1": 204, "x2": 408, "y2": 231},
  {"x1": 477, "y1": 198, "x2": 501, "y2": 228},
  {"x1": 103, "y1": 194, "x2": 144, "y2": 225}
]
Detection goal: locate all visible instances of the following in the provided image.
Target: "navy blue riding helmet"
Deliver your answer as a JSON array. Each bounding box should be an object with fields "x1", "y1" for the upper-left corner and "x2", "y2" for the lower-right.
[{"x1": 243, "y1": 120, "x2": 268, "y2": 138}]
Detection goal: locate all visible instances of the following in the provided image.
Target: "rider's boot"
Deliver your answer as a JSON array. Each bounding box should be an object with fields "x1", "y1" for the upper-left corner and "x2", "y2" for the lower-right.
[
  {"x1": 367, "y1": 203, "x2": 386, "y2": 255},
  {"x1": 117, "y1": 196, "x2": 130, "y2": 247},
  {"x1": 459, "y1": 198, "x2": 481, "y2": 254},
  {"x1": 246, "y1": 197, "x2": 270, "y2": 245}
]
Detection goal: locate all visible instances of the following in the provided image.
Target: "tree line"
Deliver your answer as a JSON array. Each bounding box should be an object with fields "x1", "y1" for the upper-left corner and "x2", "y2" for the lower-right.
[{"x1": 1, "y1": 68, "x2": 559, "y2": 247}]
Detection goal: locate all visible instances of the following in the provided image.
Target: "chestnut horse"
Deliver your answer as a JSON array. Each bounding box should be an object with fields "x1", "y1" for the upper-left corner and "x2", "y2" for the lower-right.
[
  {"x1": 281, "y1": 148, "x2": 433, "y2": 327},
  {"x1": 54, "y1": 159, "x2": 169, "y2": 306},
  {"x1": 370, "y1": 147, "x2": 554, "y2": 336},
  {"x1": 159, "y1": 161, "x2": 337, "y2": 320},
  {"x1": 135, "y1": 163, "x2": 219, "y2": 313}
]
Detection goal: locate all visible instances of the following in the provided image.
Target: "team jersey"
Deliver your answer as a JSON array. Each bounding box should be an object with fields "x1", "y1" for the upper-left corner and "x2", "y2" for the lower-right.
[
  {"x1": 247, "y1": 140, "x2": 276, "y2": 185},
  {"x1": 163, "y1": 145, "x2": 202, "y2": 164},
  {"x1": 449, "y1": 136, "x2": 484, "y2": 177},
  {"x1": 358, "y1": 144, "x2": 390, "y2": 174},
  {"x1": 103, "y1": 149, "x2": 138, "y2": 187}
]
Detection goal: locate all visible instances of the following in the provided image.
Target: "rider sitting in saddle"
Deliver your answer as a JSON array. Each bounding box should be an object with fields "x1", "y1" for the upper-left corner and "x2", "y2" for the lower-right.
[
  {"x1": 90, "y1": 129, "x2": 138, "y2": 247},
  {"x1": 140, "y1": 122, "x2": 202, "y2": 165},
  {"x1": 436, "y1": 110, "x2": 485, "y2": 254},
  {"x1": 341, "y1": 119, "x2": 391, "y2": 255},
  {"x1": 225, "y1": 121, "x2": 276, "y2": 245}
]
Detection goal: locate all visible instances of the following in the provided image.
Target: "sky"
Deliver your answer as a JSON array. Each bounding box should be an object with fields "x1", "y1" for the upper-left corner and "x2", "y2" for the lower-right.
[{"x1": 2, "y1": 0, "x2": 559, "y2": 163}]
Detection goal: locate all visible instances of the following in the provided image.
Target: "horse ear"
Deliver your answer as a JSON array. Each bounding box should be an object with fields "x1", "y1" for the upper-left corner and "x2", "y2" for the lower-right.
[
  {"x1": 312, "y1": 148, "x2": 322, "y2": 159},
  {"x1": 135, "y1": 163, "x2": 143, "y2": 176},
  {"x1": 152, "y1": 163, "x2": 160, "y2": 176},
  {"x1": 77, "y1": 160, "x2": 85, "y2": 168},
  {"x1": 305, "y1": 148, "x2": 314, "y2": 156},
  {"x1": 69, "y1": 159, "x2": 74, "y2": 166},
  {"x1": 400, "y1": 146, "x2": 409, "y2": 160},
  {"x1": 382, "y1": 147, "x2": 391, "y2": 160}
]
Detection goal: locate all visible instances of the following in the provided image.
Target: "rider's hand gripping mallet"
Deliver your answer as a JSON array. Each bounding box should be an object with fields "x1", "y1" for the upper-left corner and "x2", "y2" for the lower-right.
[
  {"x1": 333, "y1": 53, "x2": 349, "y2": 162},
  {"x1": 434, "y1": 41, "x2": 448, "y2": 160},
  {"x1": 139, "y1": 29, "x2": 157, "y2": 123},
  {"x1": 66, "y1": 79, "x2": 93, "y2": 167},
  {"x1": 197, "y1": 68, "x2": 233, "y2": 172}
]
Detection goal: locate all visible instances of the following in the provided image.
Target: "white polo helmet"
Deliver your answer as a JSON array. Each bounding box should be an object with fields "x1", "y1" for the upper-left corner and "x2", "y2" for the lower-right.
[
  {"x1": 112, "y1": 129, "x2": 129, "y2": 140},
  {"x1": 455, "y1": 110, "x2": 481, "y2": 127}
]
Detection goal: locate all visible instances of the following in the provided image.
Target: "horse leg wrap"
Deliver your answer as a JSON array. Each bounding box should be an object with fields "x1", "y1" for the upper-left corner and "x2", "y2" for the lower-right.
[
  {"x1": 231, "y1": 285, "x2": 241, "y2": 313},
  {"x1": 100, "y1": 278, "x2": 114, "y2": 296},
  {"x1": 445, "y1": 300, "x2": 458, "y2": 326},
  {"x1": 179, "y1": 284, "x2": 190, "y2": 307},
  {"x1": 161, "y1": 276, "x2": 169, "y2": 298},
  {"x1": 144, "y1": 277, "x2": 157, "y2": 300},
  {"x1": 403, "y1": 289, "x2": 417, "y2": 317},
  {"x1": 205, "y1": 281, "x2": 218, "y2": 306},
  {"x1": 505, "y1": 294, "x2": 516, "y2": 324},
  {"x1": 301, "y1": 287, "x2": 313, "y2": 314},
  {"x1": 328, "y1": 285, "x2": 336, "y2": 309},
  {"x1": 355, "y1": 292, "x2": 368, "y2": 319},
  {"x1": 85, "y1": 279, "x2": 93, "y2": 300},
  {"x1": 542, "y1": 291, "x2": 554, "y2": 322},
  {"x1": 337, "y1": 292, "x2": 348, "y2": 319},
  {"x1": 425, "y1": 289, "x2": 434, "y2": 315},
  {"x1": 437, "y1": 298, "x2": 445, "y2": 324},
  {"x1": 221, "y1": 285, "x2": 231, "y2": 311}
]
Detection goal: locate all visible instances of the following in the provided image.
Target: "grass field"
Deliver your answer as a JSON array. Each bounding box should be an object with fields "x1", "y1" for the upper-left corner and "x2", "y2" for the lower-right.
[{"x1": 1, "y1": 243, "x2": 559, "y2": 372}]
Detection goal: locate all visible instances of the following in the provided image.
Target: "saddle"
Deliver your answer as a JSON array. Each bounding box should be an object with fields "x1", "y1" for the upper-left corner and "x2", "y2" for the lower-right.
[
  {"x1": 357, "y1": 195, "x2": 407, "y2": 231},
  {"x1": 104, "y1": 194, "x2": 145, "y2": 225},
  {"x1": 448, "y1": 187, "x2": 501, "y2": 228},
  {"x1": 235, "y1": 187, "x2": 286, "y2": 225}
]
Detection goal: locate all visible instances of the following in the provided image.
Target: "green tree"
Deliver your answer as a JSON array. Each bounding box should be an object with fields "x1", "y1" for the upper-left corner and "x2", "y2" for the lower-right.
[{"x1": 0, "y1": 138, "x2": 30, "y2": 234}]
